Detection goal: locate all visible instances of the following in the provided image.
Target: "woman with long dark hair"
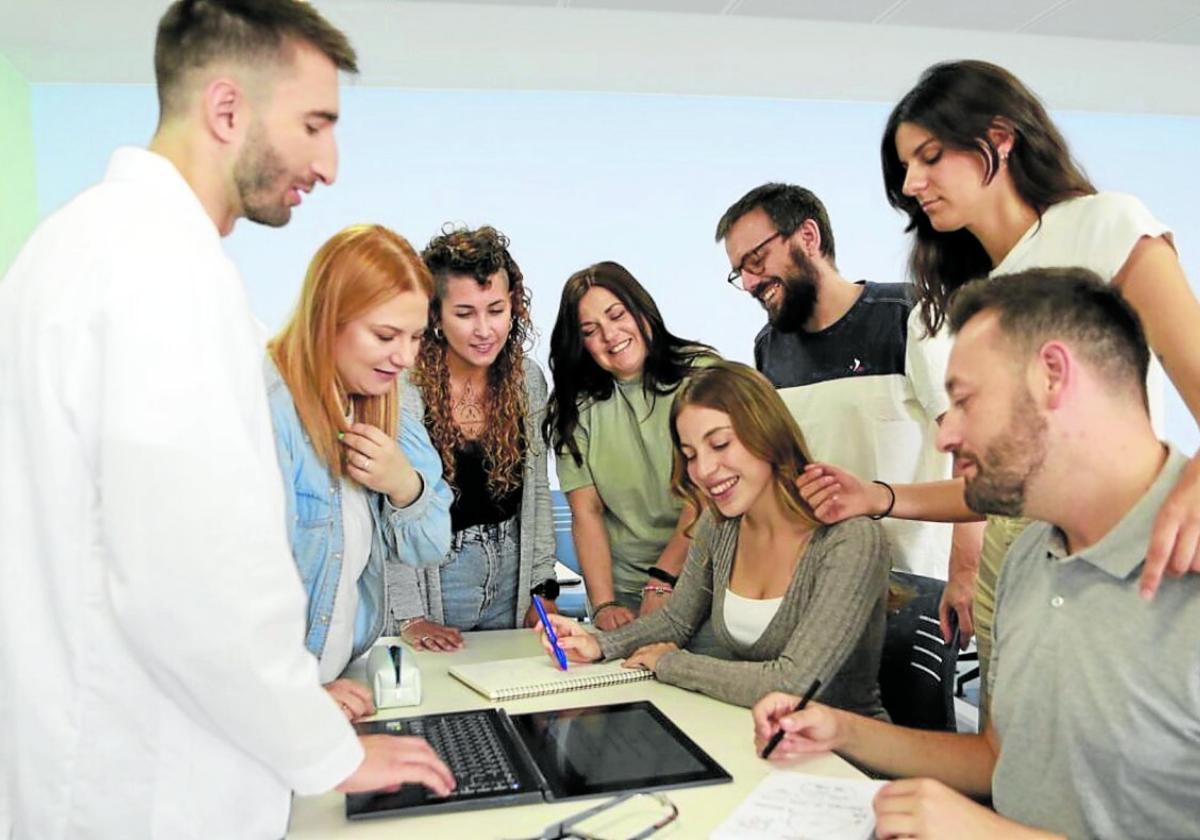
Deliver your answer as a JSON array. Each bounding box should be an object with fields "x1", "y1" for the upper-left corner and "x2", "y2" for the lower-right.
[
  {"x1": 386, "y1": 225, "x2": 559, "y2": 649},
  {"x1": 802, "y1": 59, "x2": 1200, "y2": 720},
  {"x1": 542, "y1": 262, "x2": 718, "y2": 636},
  {"x1": 538, "y1": 362, "x2": 890, "y2": 713}
]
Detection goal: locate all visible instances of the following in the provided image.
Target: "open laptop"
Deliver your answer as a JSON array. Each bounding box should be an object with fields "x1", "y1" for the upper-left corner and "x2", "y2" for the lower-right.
[{"x1": 346, "y1": 700, "x2": 731, "y2": 820}]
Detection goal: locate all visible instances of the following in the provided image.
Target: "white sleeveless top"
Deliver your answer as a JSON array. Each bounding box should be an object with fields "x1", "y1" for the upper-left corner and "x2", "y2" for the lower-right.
[
  {"x1": 318, "y1": 477, "x2": 373, "y2": 683},
  {"x1": 723, "y1": 588, "x2": 783, "y2": 648}
]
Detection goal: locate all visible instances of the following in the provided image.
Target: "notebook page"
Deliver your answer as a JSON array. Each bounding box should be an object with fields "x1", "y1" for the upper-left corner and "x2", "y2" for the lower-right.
[{"x1": 711, "y1": 772, "x2": 886, "y2": 840}]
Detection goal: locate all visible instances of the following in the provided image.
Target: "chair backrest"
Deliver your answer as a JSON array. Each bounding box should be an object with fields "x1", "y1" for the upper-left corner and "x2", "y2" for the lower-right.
[
  {"x1": 551, "y1": 489, "x2": 580, "y2": 574},
  {"x1": 878, "y1": 571, "x2": 960, "y2": 731},
  {"x1": 549, "y1": 489, "x2": 590, "y2": 619}
]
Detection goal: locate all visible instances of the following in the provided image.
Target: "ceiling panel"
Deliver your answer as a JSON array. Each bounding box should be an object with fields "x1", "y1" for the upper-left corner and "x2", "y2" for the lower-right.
[
  {"x1": 731, "y1": 0, "x2": 902, "y2": 24},
  {"x1": 1024, "y1": 0, "x2": 1200, "y2": 41},
  {"x1": 571, "y1": 0, "x2": 731, "y2": 12},
  {"x1": 1156, "y1": 12, "x2": 1200, "y2": 44},
  {"x1": 885, "y1": 0, "x2": 1067, "y2": 33}
]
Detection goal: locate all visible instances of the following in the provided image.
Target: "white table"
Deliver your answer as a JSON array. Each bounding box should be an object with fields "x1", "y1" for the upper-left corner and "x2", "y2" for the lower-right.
[{"x1": 287, "y1": 629, "x2": 864, "y2": 838}]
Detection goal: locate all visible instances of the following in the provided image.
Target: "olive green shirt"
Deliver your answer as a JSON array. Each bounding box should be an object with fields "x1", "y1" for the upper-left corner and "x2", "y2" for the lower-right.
[{"x1": 556, "y1": 358, "x2": 714, "y2": 604}]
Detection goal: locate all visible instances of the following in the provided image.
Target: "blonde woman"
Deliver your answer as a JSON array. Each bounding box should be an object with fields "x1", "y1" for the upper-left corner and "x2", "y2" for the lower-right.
[{"x1": 539, "y1": 361, "x2": 890, "y2": 714}]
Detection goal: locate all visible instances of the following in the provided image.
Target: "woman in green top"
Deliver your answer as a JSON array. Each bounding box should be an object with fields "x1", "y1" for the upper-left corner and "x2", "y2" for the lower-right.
[{"x1": 543, "y1": 261, "x2": 717, "y2": 635}]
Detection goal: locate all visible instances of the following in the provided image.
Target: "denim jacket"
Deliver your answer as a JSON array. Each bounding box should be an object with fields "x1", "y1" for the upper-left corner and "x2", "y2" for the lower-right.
[{"x1": 264, "y1": 357, "x2": 452, "y2": 666}]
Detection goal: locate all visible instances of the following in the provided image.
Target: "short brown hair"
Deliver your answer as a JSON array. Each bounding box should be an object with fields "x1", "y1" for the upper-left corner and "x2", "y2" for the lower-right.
[
  {"x1": 155, "y1": 0, "x2": 358, "y2": 117},
  {"x1": 948, "y1": 267, "x2": 1149, "y2": 408},
  {"x1": 714, "y1": 182, "x2": 837, "y2": 264}
]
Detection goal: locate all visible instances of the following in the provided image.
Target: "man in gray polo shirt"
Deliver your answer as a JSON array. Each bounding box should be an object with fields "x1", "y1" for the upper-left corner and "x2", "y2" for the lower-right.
[{"x1": 750, "y1": 267, "x2": 1200, "y2": 839}]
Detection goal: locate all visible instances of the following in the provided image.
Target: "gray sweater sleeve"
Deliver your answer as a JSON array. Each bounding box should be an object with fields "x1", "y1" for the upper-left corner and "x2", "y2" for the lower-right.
[
  {"x1": 595, "y1": 515, "x2": 718, "y2": 658},
  {"x1": 525, "y1": 361, "x2": 558, "y2": 587},
  {"x1": 654, "y1": 517, "x2": 889, "y2": 708},
  {"x1": 386, "y1": 561, "x2": 428, "y2": 624}
]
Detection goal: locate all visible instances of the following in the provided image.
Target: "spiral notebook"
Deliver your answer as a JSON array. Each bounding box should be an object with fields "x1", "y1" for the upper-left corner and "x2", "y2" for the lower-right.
[{"x1": 449, "y1": 655, "x2": 654, "y2": 701}]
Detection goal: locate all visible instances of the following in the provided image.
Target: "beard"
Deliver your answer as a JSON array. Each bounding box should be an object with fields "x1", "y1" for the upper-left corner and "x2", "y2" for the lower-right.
[
  {"x1": 233, "y1": 121, "x2": 292, "y2": 228},
  {"x1": 959, "y1": 388, "x2": 1047, "y2": 517},
  {"x1": 756, "y1": 245, "x2": 819, "y2": 333}
]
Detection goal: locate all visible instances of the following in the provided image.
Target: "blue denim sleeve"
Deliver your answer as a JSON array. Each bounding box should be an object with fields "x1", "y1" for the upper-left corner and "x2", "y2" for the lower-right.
[
  {"x1": 265, "y1": 376, "x2": 301, "y2": 558},
  {"x1": 382, "y1": 379, "x2": 452, "y2": 567}
]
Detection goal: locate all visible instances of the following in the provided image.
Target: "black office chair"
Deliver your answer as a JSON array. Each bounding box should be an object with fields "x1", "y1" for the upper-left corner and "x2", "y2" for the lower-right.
[
  {"x1": 878, "y1": 571, "x2": 960, "y2": 731},
  {"x1": 956, "y1": 649, "x2": 980, "y2": 698}
]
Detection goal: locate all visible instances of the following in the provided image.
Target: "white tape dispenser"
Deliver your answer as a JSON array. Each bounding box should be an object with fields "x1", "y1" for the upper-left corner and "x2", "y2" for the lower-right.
[{"x1": 367, "y1": 643, "x2": 422, "y2": 708}]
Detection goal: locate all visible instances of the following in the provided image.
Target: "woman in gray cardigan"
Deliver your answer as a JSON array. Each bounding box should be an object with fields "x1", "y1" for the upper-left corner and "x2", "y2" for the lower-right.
[
  {"x1": 387, "y1": 226, "x2": 557, "y2": 649},
  {"x1": 539, "y1": 361, "x2": 889, "y2": 715}
]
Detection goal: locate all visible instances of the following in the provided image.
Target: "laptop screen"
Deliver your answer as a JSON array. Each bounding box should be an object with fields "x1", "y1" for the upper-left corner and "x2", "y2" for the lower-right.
[{"x1": 511, "y1": 700, "x2": 730, "y2": 800}]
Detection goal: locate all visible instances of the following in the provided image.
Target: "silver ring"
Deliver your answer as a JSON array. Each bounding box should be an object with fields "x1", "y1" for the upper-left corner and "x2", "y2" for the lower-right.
[{"x1": 419, "y1": 635, "x2": 432, "y2": 645}]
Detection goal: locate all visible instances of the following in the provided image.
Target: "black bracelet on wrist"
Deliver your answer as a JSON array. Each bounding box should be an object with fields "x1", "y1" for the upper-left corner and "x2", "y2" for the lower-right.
[
  {"x1": 645, "y1": 566, "x2": 679, "y2": 587},
  {"x1": 869, "y1": 480, "x2": 896, "y2": 520},
  {"x1": 591, "y1": 600, "x2": 621, "y2": 616}
]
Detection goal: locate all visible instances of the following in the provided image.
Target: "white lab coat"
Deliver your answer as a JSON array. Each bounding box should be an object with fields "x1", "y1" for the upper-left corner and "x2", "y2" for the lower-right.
[{"x1": 0, "y1": 148, "x2": 363, "y2": 839}]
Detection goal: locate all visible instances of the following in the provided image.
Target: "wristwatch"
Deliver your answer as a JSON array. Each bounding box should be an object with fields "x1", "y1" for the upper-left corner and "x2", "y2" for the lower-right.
[{"x1": 530, "y1": 578, "x2": 560, "y2": 601}]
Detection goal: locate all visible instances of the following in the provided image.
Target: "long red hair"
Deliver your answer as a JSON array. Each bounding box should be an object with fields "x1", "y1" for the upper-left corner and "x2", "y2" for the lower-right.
[{"x1": 270, "y1": 224, "x2": 433, "y2": 476}]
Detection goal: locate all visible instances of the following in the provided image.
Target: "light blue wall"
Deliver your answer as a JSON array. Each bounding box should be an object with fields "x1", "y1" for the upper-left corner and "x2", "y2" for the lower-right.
[{"x1": 30, "y1": 84, "x2": 1200, "y2": 451}]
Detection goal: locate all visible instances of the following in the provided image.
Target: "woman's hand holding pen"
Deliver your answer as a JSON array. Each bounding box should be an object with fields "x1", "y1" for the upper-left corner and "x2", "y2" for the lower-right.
[
  {"x1": 341, "y1": 423, "x2": 421, "y2": 507},
  {"x1": 534, "y1": 613, "x2": 602, "y2": 664}
]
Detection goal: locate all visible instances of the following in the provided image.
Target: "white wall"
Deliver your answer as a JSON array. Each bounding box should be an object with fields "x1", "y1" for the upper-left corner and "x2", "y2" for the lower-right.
[{"x1": 30, "y1": 83, "x2": 1200, "y2": 452}]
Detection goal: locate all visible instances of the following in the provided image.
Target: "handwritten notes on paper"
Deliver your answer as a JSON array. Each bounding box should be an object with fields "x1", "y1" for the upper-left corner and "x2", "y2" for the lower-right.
[{"x1": 711, "y1": 772, "x2": 886, "y2": 840}]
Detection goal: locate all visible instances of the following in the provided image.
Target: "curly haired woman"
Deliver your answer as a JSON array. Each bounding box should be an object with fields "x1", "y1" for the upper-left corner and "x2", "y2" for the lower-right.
[{"x1": 387, "y1": 225, "x2": 558, "y2": 649}]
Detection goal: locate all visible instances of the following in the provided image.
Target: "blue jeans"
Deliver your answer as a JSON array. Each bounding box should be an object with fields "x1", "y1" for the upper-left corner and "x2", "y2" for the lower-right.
[{"x1": 440, "y1": 518, "x2": 521, "y2": 630}]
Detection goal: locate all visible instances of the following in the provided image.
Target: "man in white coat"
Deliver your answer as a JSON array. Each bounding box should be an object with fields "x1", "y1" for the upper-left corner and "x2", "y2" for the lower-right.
[{"x1": 0, "y1": 2, "x2": 453, "y2": 837}]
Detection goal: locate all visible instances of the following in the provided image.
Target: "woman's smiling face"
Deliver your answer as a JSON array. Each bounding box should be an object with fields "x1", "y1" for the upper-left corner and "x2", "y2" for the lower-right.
[
  {"x1": 676, "y1": 404, "x2": 773, "y2": 518},
  {"x1": 577, "y1": 286, "x2": 649, "y2": 381}
]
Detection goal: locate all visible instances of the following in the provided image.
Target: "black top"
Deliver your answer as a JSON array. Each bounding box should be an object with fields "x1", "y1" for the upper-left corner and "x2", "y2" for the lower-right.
[
  {"x1": 754, "y1": 281, "x2": 913, "y2": 388},
  {"x1": 448, "y1": 435, "x2": 524, "y2": 532}
]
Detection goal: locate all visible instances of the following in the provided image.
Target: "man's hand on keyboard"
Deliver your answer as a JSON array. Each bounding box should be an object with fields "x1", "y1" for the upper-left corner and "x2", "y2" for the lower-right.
[{"x1": 337, "y1": 735, "x2": 457, "y2": 797}]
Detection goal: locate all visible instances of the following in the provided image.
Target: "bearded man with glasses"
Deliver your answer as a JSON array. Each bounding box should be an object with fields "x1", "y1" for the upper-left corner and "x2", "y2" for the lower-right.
[{"x1": 715, "y1": 183, "x2": 983, "y2": 590}]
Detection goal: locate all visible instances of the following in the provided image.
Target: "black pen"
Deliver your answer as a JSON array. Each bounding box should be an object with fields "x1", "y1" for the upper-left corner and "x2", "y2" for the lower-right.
[{"x1": 760, "y1": 678, "x2": 821, "y2": 759}]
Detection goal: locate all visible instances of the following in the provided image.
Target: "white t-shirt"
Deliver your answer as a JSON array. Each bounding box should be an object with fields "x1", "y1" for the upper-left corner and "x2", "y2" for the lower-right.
[
  {"x1": 722, "y1": 588, "x2": 783, "y2": 648},
  {"x1": 319, "y1": 479, "x2": 374, "y2": 683},
  {"x1": 990, "y1": 192, "x2": 1173, "y2": 432},
  {"x1": 760, "y1": 282, "x2": 954, "y2": 579}
]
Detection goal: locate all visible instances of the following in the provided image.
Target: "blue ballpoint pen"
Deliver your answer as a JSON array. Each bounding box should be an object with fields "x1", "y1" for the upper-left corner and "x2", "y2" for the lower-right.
[{"x1": 533, "y1": 594, "x2": 568, "y2": 671}]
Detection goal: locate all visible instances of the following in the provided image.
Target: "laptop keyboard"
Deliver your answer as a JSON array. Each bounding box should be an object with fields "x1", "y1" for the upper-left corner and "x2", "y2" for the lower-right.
[{"x1": 399, "y1": 711, "x2": 523, "y2": 797}]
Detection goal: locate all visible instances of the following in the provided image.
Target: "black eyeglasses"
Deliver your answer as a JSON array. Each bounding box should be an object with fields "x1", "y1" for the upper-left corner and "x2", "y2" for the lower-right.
[{"x1": 726, "y1": 231, "x2": 783, "y2": 290}]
